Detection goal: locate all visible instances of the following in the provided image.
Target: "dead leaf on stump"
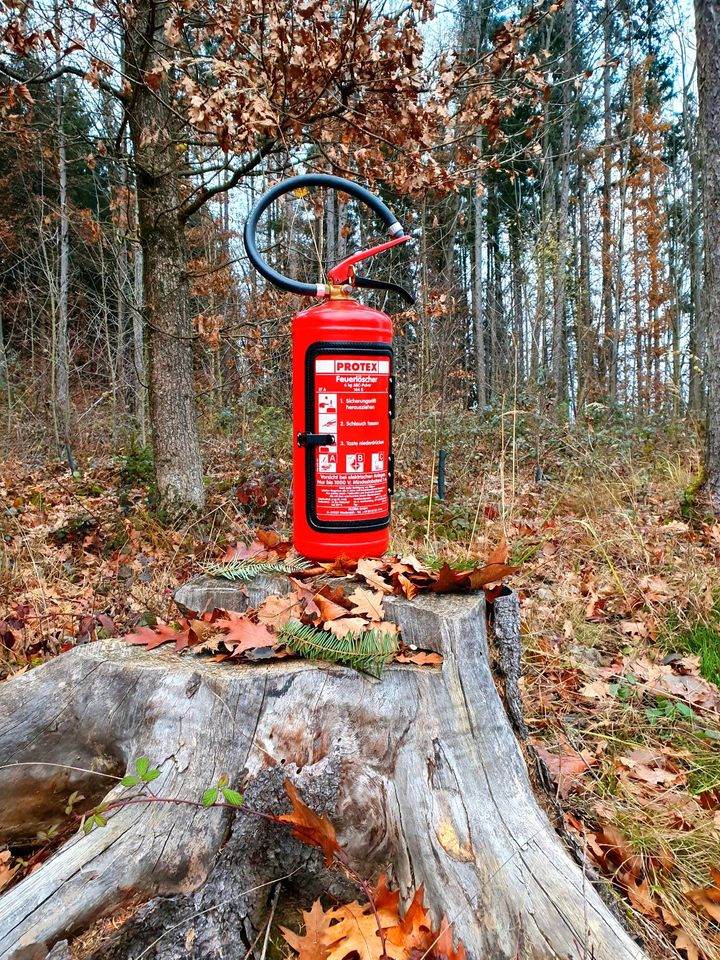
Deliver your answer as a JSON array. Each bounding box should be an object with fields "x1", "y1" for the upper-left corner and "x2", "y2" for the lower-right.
[
  {"x1": 278, "y1": 780, "x2": 341, "y2": 867},
  {"x1": 347, "y1": 587, "x2": 385, "y2": 622},
  {"x1": 214, "y1": 612, "x2": 276, "y2": 654}
]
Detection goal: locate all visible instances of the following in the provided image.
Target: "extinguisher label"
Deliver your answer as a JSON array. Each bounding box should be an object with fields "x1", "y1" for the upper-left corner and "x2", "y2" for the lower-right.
[{"x1": 312, "y1": 353, "x2": 391, "y2": 524}]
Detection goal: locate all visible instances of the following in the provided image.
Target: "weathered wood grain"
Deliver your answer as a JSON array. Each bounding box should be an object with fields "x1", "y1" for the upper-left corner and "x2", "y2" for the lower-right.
[{"x1": 0, "y1": 577, "x2": 647, "y2": 960}]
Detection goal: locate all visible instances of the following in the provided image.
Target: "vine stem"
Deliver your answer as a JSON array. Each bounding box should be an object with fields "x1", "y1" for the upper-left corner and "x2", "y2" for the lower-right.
[{"x1": 78, "y1": 789, "x2": 389, "y2": 956}]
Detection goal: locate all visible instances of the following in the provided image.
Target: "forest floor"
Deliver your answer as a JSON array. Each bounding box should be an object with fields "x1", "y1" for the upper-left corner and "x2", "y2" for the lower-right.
[{"x1": 1, "y1": 400, "x2": 720, "y2": 960}]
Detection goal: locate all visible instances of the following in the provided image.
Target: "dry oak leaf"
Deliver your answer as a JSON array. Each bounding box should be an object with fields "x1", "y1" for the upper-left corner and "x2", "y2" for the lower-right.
[
  {"x1": 674, "y1": 929, "x2": 701, "y2": 960},
  {"x1": 622, "y1": 874, "x2": 658, "y2": 918},
  {"x1": 324, "y1": 901, "x2": 404, "y2": 960},
  {"x1": 356, "y1": 557, "x2": 393, "y2": 593},
  {"x1": 319, "y1": 554, "x2": 358, "y2": 577},
  {"x1": 467, "y1": 563, "x2": 519, "y2": 590},
  {"x1": 278, "y1": 780, "x2": 341, "y2": 867},
  {"x1": 257, "y1": 591, "x2": 303, "y2": 630},
  {"x1": 214, "y1": 612, "x2": 275, "y2": 654},
  {"x1": 124, "y1": 623, "x2": 186, "y2": 651},
  {"x1": 687, "y1": 866, "x2": 720, "y2": 924},
  {"x1": 348, "y1": 587, "x2": 385, "y2": 622},
  {"x1": 384, "y1": 885, "x2": 435, "y2": 956},
  {"x1": 315, "y1": 594, "x2": 350, "y2": 622},
  {"x1": 323, "y1": 617, "x2": 370, "y2": 638},
  {"x1": 487, "y1": 533, "x2": 509, "y2": 565},
  {"x1": 534, "y1": 744, "x2": 597, "y2": 799},
  {"x1": 396, "y1": 573, "x2": 417, "y2": 600},
  {"x1": 289, "y1": 577, "x2": 323, "y2": 619},
  {"x1": 431, "y1": 563, "x2": 469, "y2": 593},
  {"x1": 280, "y1": 900, "x2": 332, "y2": 960},
  {"x1": 0, "y1": 852, "x2": 15, "y2": 894},
  {"x1": 395, "y1": 650, "x2": 443, "y2": 666}
]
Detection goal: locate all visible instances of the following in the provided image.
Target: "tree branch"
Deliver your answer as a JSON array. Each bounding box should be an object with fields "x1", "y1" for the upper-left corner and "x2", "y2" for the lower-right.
[
  {"x1": 178, "y1": 139, "x2": 277, "y2": 224},
  {"x1": 0, "y1": 61, "x2": 126, "y2": 101}
]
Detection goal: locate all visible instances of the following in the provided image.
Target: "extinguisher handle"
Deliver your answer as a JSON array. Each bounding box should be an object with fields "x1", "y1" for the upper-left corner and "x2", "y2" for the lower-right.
[
  {"x1": 243, "y1": 174, "x2": 407, "y2": 298},
  {"x1": 354, "y1": 275, "x2": 416, "y2": 306}
]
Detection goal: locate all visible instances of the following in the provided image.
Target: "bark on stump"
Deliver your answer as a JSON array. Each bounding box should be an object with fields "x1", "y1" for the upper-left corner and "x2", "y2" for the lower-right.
[{"x1": 0, "y1": 576, "x2": 648, "y2": 960}]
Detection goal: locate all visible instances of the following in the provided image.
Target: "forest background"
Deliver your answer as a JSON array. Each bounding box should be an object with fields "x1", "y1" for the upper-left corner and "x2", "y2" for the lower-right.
[{"x1": 3, "y1": 0, "x2": 720, "y2": 958}]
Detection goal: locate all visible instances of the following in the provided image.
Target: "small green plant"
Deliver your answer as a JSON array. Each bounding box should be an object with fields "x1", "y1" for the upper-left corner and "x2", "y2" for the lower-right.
[
  {"x1": 120, "y1": 755, "x2": 161, "y2": 788},
  {"x1": 645, "y1": 699, "x2": 697, "y2": 726},
  {"x1": 201, "y1": 774, "x2": 244, "y2": 807},
  {"x1": 119, "y1": 439, "x2": 155, "y2": 487}
]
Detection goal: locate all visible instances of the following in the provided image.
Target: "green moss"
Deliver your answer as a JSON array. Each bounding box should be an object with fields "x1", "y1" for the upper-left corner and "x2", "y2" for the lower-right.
[{"x1": 680, "y1": 465, "x2": 706, "y2": 519}]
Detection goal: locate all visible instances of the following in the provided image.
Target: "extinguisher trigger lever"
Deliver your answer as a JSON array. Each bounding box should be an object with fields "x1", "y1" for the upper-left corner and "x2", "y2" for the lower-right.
[
  {"x1": 297, "y1": 432, "x2": 336, "y2": 447},
  {"x1": 354, "y1": 275, "x2": 415, "y2": 306}
]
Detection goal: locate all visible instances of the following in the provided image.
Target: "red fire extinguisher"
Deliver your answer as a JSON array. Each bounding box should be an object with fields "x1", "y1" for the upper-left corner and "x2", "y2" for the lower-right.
[{"x1": 244, "y1": 174, "x2": 414, "y2": 561}]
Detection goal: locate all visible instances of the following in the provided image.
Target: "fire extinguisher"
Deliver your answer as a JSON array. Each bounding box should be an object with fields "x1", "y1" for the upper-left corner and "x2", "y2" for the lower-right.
[{"x1": 244, "y1": 174, "x2": 414, "y2": 561}]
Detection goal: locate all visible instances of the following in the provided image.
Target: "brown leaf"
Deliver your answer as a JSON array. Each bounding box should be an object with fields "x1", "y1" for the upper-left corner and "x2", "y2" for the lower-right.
[
  {"x1": 674, "y1": 929, "x2": 700, "y2": 960},
  {"x1": 215, "y1": 612, "x2": 276, "y2": 654},
  {"x1": 324, "y1": 617, "x2": 369, "y2": 638},
  {"x1": 395, "y1": 650, "x2": 443, "y2": 666},
  {"x1": 315, "y1": 594, "x2": 350, "y2": 622},
  {"x1": 124, "y1": 623, "x2": 187, "y2": 651},
  {"x1": 0, "y1": 851, "x2": 15, "y2": 893},
  {"x1": 687, "y1": 867, "x2": 720, "y2": 923},
  {"x1": 278, "y1": 780, "x2": 341, "y2": 867},
  {"x1": 431, "y1": 563, "x2": 470, "y2": 593},
  {"x1": 280, "y1": 900, "x2": 332, "y2": 960},
  {"x1": 467, "y1": 563, "x2": 518, "y2": 589},
  {"x1": 488, "y1": 534, "x2": 509, "y2": 565},
  {"x1": 289, "y1": 577, "x2": 322, "y2": 619},
  {"x1": 356, "y1": 558, "x2": 393, "y2": 593},
  {"x1": 396, "y1": 573, "x2": 417, "y2": 600},
  {"x1": 325, "y1": 901, "x2": 404, "y2": 960},
  {"x1": 319, "y1": 554, "x2": 358, "y2": 577},
  {"x1": 347, "y1": 587, "x2": 385, "y2": 622},
  {"x1": 256, "y1": 591, "x2": 303, "y2": 630},
  {"x1": 623, "y1": 874, "x2": 658, "y2": 917},
  {"x1": 534, "y1": 744, "x2": 597, "y2": 798}
]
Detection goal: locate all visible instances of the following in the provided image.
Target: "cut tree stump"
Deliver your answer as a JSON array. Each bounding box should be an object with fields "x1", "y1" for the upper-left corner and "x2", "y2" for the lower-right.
[{"x1": 0, "y1": 575, "x2": 649, "y2": 960}]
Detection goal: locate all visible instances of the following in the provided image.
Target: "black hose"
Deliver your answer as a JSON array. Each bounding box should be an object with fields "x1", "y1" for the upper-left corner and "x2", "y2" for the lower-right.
[{"x1": 243, "y1": 174, "x2": 404, "y2": 297}]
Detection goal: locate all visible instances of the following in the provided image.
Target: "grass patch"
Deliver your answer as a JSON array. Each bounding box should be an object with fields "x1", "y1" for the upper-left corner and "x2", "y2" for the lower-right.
[{"x1": 663, "y1": 604, "x2": 720, "y2": 687}]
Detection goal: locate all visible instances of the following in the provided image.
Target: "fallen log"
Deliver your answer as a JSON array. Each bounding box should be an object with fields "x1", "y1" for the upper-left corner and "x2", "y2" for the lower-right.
[{"x1": 0, "y1": 576, "x2": 649, "y2": 960}]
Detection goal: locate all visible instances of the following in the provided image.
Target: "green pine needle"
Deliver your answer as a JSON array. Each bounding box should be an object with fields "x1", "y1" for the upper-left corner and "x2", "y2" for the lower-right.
[
  {"x1": 279, "y1": 619, "x2": 399, "y2": 678},
  {"x1": 205, "y1": 557, "x2": 313, "y2": 582}
]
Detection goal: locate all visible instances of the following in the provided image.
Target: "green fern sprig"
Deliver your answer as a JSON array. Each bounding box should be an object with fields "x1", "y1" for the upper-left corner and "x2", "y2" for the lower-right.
[
  {"x1": 205, "y1": 557, "x2": 313, "y2": 582},
  {"x1": 279, "y1": 619, "x2": 398, "y2": 678}
]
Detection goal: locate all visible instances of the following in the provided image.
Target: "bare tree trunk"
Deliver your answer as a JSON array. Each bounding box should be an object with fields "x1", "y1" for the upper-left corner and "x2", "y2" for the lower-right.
[
  {"x1": 552, "y1": 0, "x2": 574, "y2": 407},
  {"x1": 124, "y1": 0, "x2": 205, "y2": 511},
  {"x1": 132, "y1": 232, "x2": 146, "y2": 443},
  {"x1": 54, "y1": 8, "x2": 70, "y2": 444},
  {"x1": 0, "y1": 577, "x2": 650, "y2": 960},
  {"x1": 473, "y1": 148, "x2": 486, "y2": 409},
  {"x1": 577, "y1": 168, "x2": 594, "y2": 410},
  {"x1": 601, "y1": 0, "x2": 616, "y2": 399},
  {"x1": 696, "y1": 0, "x2": 720, "y2": 509},
  {"x1": 686, "y1": 95, "x2": 705, "y2": 413},
  {"x1": 0, "y1": 303, "x2": 7, "y2": 394}
]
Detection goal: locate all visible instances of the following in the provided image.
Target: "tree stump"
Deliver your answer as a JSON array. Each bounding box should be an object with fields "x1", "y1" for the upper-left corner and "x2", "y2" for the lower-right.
[{"x1": 0, "y1": 576, "x2": 648, "y2": 960}]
